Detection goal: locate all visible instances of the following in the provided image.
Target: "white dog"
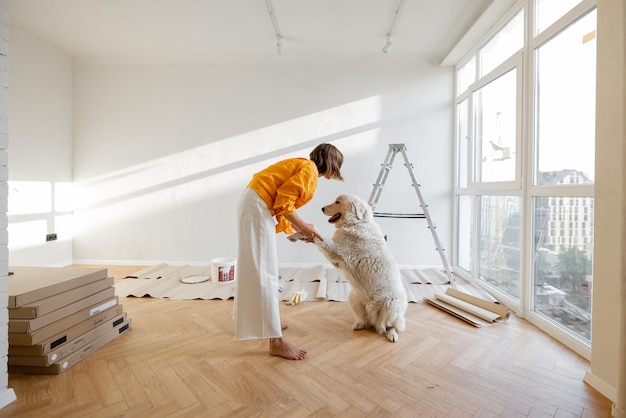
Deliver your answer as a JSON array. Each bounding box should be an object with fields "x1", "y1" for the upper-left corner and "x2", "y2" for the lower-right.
[{"x1": 290, "y1": 194, "x2": 408, "y2": 342}]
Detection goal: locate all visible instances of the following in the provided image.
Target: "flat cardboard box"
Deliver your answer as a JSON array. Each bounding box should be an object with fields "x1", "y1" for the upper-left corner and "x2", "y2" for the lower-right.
[
  {"x1": 9, "y1": 297, "x2": 119, "y2": 344},
  {"x1": 9, "y1": 266, "x2": 108, "y2": 308},
  {"x1": 8, "y1": 303, "x2": 123, "y2": 346},
  {"x1": 9, "y1": 287, "x2": 116, "y2": 333},
  {"x1": 9, "y1": 314, "x2": 128, "y2": 366},
  {"x1": 9, "y1": 311, "x2": 127, "y2": 357},
  {"x1": 9, "y1": 318, "x2": 132, "y2": 375},
  {"x1": 9, "y1": 276, "x2": 115, "y2": 319}
]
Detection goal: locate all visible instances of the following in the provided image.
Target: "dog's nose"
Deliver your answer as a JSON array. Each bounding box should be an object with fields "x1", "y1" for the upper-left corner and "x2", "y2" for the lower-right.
[{"x1": 321, "y1": 207, "x2": 325, "y2": 213}]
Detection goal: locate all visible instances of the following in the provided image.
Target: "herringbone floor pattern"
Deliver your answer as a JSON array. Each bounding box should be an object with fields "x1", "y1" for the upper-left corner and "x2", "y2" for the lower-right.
[{"x1": 2, "y1": 266, "x2": 612, "y2": 417}]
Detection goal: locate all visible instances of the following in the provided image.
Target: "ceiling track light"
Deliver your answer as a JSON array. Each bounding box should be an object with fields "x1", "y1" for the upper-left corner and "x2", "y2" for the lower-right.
[
  {"x1": 276, "y1": 34, "x2": 282, "y2": 55},
  {"x1": 383, "y1": 35, "x2": 392, "y2": 54},
  {"x1": 383, "y1": 0, "x2": 405, "y2": 54},
  {"x1": 265, "y1": 0, "x2": 283, "y2": 55}
]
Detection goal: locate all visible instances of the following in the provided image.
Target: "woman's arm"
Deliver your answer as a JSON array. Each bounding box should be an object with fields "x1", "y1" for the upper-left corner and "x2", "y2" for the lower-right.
[{"x1": 284, "y1": 212, "x2": 323, "y2": 242}]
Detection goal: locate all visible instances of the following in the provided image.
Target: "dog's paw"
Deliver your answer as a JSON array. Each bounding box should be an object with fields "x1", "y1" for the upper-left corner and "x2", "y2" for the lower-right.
[
  {"x1": 386, "y1": 328, "x2": 399, "y2": 343},
  {"x1": 287, "y1": 232, "x2": 307, "y2": 242},
  {"x1": 352, "y1": 321, "x2": 368, "y2": 331}
]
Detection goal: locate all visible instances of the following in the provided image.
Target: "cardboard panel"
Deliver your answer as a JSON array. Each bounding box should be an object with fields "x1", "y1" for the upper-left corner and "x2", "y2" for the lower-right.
[
  {"x1": 9, "y1": 287, "x2": 116, "y2": 333},
  {"x1": 9, "y1": 319, "x2": 132, "y2": 374},
  {"x1": 8, "y1": 304, "x2": 123, "y2": 347},
  {"x1": 9, "y1": 266, "x2": 108, "y2": 308},
  {"x1": 8, "y1": 313, "x2": 128, "y2": 366},
  {"x1": 9, "y1": 276, "x2": 114, "y2": 319},
  {"x1": 8, "y1": 311, "x2": 126, "y2": 356}
]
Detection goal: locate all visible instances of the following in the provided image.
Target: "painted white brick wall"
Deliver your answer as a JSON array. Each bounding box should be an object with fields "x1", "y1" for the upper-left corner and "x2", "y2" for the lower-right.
[{"x1": 0, "y1": 0, "x2": 16, "y2": 408}]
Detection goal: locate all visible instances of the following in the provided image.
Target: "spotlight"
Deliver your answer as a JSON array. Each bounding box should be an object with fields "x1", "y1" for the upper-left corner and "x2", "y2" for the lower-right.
[
  {"x1": 382, "y1": 0, "x2": 404, "y2": 54},
  {"x1": 276, "y1": 34, "x2": 282, "y2": 55},
  {"x1": 382, "y1": 34, "x2": 392, "y2": 54},
  {"x1": 383, "y1": 39, "x2": 392, "y2": 54}
]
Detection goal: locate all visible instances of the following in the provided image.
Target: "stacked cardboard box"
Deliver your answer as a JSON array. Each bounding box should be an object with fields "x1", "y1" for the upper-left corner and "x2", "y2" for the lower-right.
[{"x1": 7, "y1": 266, "x2": 131, "y2": 374}]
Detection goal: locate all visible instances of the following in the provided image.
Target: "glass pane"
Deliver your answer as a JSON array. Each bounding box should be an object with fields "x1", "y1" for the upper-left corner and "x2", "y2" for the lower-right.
[
  {"x1": 456, "y1": 195, "x2": 473, "y2": 273},
  {"x1": 535, "y1": 0, "x2": 582, "y2": 34},
  {"x1": 457, "y1": 99, "x2": 468, "y2": 188},
  {"x1": 474, "y1": 69, "x2": 517, "y2": 183},
  {"x1": 457, "y1": 56, "x2": 476, "y2": 95},
  {"x1": 480, "y1": 10, "x2": 524, "y2": 76},
  {"x1": 535, "y1": 10, "x2": 596, "y2": 186},
  {"x1": 532, "y1": 196, "x2": 593, "y2": 342},
  {"x1": 477, "y1": 195, "x2": 522, "y2": 300}
]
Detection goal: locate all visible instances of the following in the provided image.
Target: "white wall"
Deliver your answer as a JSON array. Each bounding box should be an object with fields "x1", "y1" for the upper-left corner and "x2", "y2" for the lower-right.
[
  {"x1": 0, "y1": 0, "x2": 16, "y2": 408},
  {"x1": 71, "y1": 59, "x2": 454, "y2": 267},
  {"x1": 583, "y1": 0, "x2": 624, "y2": 406},
  {"x1": 8, "y1": 26, "x2": 73, "y2": 266}
]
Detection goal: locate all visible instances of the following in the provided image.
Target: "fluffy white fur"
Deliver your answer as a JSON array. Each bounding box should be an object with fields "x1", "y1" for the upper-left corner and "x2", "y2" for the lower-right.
[{"x1": 290, "y1": 193, "x2": 408, "y2": 342}]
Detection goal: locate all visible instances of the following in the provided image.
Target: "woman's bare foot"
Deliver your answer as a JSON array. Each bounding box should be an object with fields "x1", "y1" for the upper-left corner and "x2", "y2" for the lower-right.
[
  {"x1": 269, "y1": 337, "x2": 307, "y2": 360},
  {"x1": 281, "y1": 323, "x2": 288, "y2": 330}
]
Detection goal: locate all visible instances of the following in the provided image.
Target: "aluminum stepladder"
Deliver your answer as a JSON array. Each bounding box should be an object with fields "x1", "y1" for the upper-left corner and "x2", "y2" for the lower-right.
[{"x1": 368, "y1": 143, "x2": 456, "y2": 288}]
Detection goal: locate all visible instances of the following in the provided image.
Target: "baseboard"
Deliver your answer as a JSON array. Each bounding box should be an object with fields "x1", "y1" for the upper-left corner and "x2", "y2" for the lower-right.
[
  {"x1": 50, "y1": 260, "x2": 76, "y2": 267},
  {"x1": 11, "y1": 260, "x2": 74, "y2": 268},
  {"x1": 613, "y1": 403, "x2": 626, "y2": 418},
  {"x1": 583, "y1": 370, "x2": 617, "y2": 403},
  {"x1": 71, "y1": 259, "x2": 210, "y2": 267},
  {"x1": 73, "y1": 260, "x2": 338, "y2": 269},
  {"x1": 73, "y1": 260, "x2": 447, "y2": 269},
  {"x1": 0, "y1": 388, "x2": 16, "y2": 409}
]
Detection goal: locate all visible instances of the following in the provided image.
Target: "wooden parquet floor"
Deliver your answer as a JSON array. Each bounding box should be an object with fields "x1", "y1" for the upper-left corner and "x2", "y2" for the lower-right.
[{"x1": 2, "y1": 266, "x2": 612, "y2": 417}]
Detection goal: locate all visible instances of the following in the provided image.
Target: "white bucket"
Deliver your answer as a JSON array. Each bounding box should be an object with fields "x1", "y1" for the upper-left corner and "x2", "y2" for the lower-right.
[{"x1": 211, "y1": 257, "x2": 236, "y2": 283}]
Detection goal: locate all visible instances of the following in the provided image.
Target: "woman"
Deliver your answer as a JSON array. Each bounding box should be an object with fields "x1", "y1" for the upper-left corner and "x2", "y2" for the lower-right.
[{"x1": 234, "y1": 143, "x2": 344, "y2": 360}]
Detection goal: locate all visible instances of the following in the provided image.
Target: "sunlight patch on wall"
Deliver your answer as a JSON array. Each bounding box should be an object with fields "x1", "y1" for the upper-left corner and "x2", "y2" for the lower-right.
[
  {"x1": 8, "y1": 181, "x2": 74, "y2": 251},
  {"x1": 55, "y1": 214, "x2": 73, "y2": 241},
  {"x1": 8, "y1": 181, "x2": 51, "y2": 215},
  {"x1": 54, "y1": 182, "x2": 74, "y2": 212},
  {"x1": 74, "y1": 96, "x2": 382, "y2": 220},
  {"x1": 8, "y1": 181, "x2": 73, "y2": 215},
  {"x1": 8, "y1": 220, "x2": 46, "y2": 250}
]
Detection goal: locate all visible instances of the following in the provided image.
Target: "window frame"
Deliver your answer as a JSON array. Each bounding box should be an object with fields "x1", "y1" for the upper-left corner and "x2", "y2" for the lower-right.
[{"x1": 452, "y1": 0, "x2": 597, "y2": 360}]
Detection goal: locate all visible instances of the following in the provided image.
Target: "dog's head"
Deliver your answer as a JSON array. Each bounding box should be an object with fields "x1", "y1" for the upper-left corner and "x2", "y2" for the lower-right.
[{"x1": 321, "y1": 194, "x2": 372, "y2": 227}]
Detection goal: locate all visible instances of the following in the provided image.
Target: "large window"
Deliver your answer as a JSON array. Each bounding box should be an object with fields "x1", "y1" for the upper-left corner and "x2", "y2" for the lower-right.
[
  {"x1": 454, "y1": 0, "x2": 596, "y2": 357},
  {"x1": 480, "y1": 10, "x2": 524, "y2": 76},
  {"x1": 478, "y1": 195, "x2": 522, "y2": 298},
  {"x1": 474, "y1": 69, "x2": 517, "y2": 183},
  {"x1": 532, "y1": 196, "x2": 594, "y2": 341},
  {"x1": 531, "y1": 8, "x2": 596, "y2": 343},
  {"x1": 535, "y1": 11, "x2": 596, "y2": 186},
  {"x1": 535, "y1": 0, "x2": 583, "y2": 34},
  {"x1": 455, "y1": 12, "x2": 524, "y2": 305}
]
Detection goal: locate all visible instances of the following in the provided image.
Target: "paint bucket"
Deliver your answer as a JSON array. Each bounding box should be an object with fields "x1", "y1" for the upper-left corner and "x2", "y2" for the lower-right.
[{"x1": 211, "y1": 257, "x2": 236, "y2": 283}]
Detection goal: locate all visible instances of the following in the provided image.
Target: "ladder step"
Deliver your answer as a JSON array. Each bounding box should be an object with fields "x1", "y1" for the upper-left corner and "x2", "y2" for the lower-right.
[{"x1": 373, "y1": 212, "x2": 426, "y2": 219}]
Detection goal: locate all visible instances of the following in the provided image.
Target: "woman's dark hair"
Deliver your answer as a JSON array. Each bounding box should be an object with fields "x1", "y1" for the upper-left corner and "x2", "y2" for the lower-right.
[{"x1": 310, "y1": 143, "x2": 344, "y2": 181}]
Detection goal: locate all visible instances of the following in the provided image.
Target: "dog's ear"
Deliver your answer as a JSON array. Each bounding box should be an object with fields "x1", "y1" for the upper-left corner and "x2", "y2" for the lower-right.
[{"x1": 352, "y1": 199, "x2": 372, "y2": 221}]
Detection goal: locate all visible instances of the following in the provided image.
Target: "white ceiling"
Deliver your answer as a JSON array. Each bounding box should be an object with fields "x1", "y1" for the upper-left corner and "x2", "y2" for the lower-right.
[{"x1": 10, "y1": 0, "x2": 499, "y2": 65}]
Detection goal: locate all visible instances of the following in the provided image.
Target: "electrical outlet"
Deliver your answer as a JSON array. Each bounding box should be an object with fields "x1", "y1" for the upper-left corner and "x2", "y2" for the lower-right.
[{"x1": 46, "y1": 233, "x2": 58, "y2": 242}]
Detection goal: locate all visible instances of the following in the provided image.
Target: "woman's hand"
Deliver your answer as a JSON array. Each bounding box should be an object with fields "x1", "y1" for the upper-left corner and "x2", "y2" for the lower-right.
[
  {"x1": 298, "y1": 223, "x2": 323, "y2": 242},
  {"x1": 284, "y1": 212, "x2": 323, "y2": 242}
]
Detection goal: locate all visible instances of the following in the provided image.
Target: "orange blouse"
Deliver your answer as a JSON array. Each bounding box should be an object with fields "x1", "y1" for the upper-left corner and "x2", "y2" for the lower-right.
[{"x1": 248, "y1": 158, "x2": 319, "y2": 234}]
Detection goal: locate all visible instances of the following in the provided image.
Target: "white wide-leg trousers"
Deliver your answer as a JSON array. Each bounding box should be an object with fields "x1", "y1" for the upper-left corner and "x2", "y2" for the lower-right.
[{"x1": 234, "y1": 187, "x2": 282, "y2": 340}]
